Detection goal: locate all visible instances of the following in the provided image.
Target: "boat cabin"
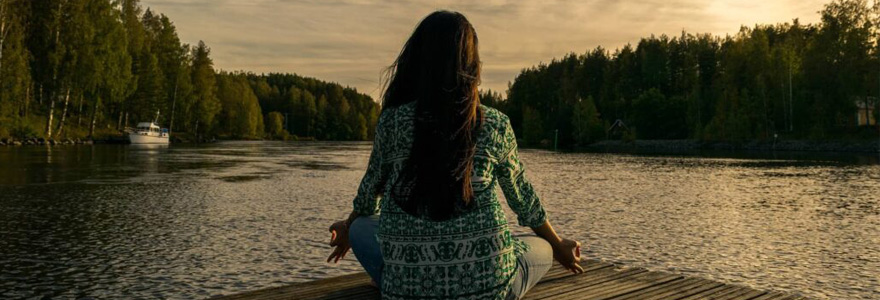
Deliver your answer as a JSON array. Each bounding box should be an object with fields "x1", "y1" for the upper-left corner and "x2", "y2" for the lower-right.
[
  {"x1": 135, "y1": 122, "x2": 169, "y2": 137},
  {"x1": 136, "y1": 122, "x2": 160, "y2": 133}
]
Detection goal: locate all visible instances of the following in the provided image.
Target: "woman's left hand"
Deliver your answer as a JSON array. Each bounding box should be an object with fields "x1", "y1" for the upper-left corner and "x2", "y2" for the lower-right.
[
  {"x1": 552, "y1": 238, "x2": 584, "y2": 274},
  {"x1": 327, "y1": 220, "x2": 351, "y2": 263}
]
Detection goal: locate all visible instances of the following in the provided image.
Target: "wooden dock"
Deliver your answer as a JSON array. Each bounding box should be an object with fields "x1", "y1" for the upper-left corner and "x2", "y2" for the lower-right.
[{"x1": 213, "y1": 260, "x2": 808, "y2": 300}]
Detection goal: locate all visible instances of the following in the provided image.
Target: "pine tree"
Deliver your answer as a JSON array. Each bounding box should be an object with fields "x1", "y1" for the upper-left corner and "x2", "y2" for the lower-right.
[{"x1": 190, "y1": 41, "x2": 219, "y2": 138}]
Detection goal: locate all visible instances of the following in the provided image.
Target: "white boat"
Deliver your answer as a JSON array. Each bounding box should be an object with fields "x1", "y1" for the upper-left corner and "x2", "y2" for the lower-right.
[{"x1": 128, "y1": 122, "x2": 170, "y2": 145}]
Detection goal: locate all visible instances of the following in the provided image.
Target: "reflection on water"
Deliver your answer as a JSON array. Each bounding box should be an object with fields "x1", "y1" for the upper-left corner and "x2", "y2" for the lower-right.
[{"x1": 0, "y1": 142, "x2": 877, "y2": 299}]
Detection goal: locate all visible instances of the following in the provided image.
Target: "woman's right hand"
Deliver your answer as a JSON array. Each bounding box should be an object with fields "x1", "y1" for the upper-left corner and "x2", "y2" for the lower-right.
[
  {"x1": 327, "y1": 220, "x2": 351, "y2": 264},
  {"x1": 552, "y1": 238, "x2": 584, "y2": 274}
]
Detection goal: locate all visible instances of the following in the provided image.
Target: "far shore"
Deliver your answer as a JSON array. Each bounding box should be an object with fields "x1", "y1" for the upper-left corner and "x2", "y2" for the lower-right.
[
  {"x1": 578, "y1": 139, "x2": 880, "y2": 154},
  {"x1": 0, "y1": 134, "x2": 316, "y2": 147},
  {"x1": 3, "y1": 136, "x2": 880, "y2": 154}
]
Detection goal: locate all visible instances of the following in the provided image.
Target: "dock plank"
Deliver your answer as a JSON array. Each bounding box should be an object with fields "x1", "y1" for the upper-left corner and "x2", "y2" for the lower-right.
[
  {"x1": 549, "y1": 271, "x2": 682, "y2": 300},
  {"x1": 526, "y1": 268, "x2": 649, "y2": 299},
  {"x1": 211, "y1": 261, "x2": 805, "y2": 300},
  {"x1": 607, "y1": 277, "x2": 704, "y2": 300},
  {"x1": 674, "y1": 285, "x2": 742, "y2": 300},
  {"x1": 643, "y1": 279, "x2": 725, "y2": 300},
  {"x1": 747, "y1": 293, "x2": 791, "y2": 300}
]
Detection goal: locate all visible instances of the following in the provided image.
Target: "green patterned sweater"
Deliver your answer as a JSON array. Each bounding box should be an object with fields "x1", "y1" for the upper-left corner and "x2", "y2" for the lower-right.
[{"x1": 352, "y1": 102, "x2": 547, "y2": 299}]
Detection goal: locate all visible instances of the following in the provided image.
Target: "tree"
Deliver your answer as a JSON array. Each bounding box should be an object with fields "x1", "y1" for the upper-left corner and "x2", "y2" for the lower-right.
[
  {"x1": 0, "y1": 0, "x2": 31, "y2": 121},
  {"x1": 167, "y1": 46, "x2": 193, "y2": 134},
  {"x1": 301, "y1": 90, "x2": 318, "y2": 137},
  {"x1": 130, "y1": 50, "x2": 163, "y2": 124},
  {"x1": 632, "y1": 89, "x2": 688, "y2": 139},
  {"x1": 636, "y1": 36, "x2": 671, "y2": 93},
  {"x1": 479, "y1": 89, "x2": 505, "y2": 111},
  {"x1": 522, "y1": 106, "x2": 544, "y2": 145},
  {"x1": 0, "y1": 0, "x2": 379, "y2": 142},
  {"x1": 265, "y1": 111, "x2": 285, "y2": 139},
  {"x1": 170, "y1": 48, "x2": 194, "y2": 133},
  {"x1": 498, "y1": 2, "x2": 875, "y2": 146},
  {"x1": 315, "y1": 94, "x2": 329, "y2": 139},
  {"x1": 631, "y1": 89, "x2": 664, "y2": 139},
  {"x1": 571, "y1": 96, "x2": 604, "y2": 146},
  {"x1": 216, "y1": 73, "x2": 264, "y2": 139},
  {"x1": 40, "y1": 0, "x2": 80, "y2": 138},
  {"x1": 190, "y1": 41, "x2": 219, "y2": 138},
  {"x1": 285, "y1": 86, "x2": 302, "y2": 135},
  {"x1": 354, "y1": 113, "x2": 368, "y2": 140},
  {"x1": 801, "y1": 0, "x2": 874, "y2": 137},
  {"x1": 119, "y1": 0, "x2": 145, "y2": 129},
  {"x1": 152, "y1": 14, "x2": 186, "y2": 127},
  {"x1": 85, "y1": 0, "x2": 132, "y2": 138}
]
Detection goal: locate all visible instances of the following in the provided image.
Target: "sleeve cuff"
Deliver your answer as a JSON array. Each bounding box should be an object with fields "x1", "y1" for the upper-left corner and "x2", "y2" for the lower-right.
[{"x1": 352, "y1": 197, "x2": 381, "y2": 216}]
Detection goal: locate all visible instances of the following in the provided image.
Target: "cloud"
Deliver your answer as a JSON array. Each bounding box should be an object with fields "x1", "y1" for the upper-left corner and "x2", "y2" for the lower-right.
[{"x1": 142, "y1": 0, "x2": 829, "y2": 99}]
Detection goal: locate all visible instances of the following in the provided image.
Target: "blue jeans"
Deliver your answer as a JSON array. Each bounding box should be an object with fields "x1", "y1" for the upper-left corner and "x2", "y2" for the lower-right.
[{"x1": 348, "y1": 216, "x2": 554, "y2": 299}]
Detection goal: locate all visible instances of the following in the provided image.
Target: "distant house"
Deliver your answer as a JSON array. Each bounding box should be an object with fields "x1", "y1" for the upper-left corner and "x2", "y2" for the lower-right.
[
  {"x1": 607, "y1": 119, "x2": 630, "y2": 138},
  {"x1": 855, "y1": 97, "x2": 877, "y2": 126}
]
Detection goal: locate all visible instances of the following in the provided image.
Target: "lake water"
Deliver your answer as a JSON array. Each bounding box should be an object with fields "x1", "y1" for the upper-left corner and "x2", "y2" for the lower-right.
[{"x1": 0, "y1": 142, "x2": 878, "y2": 299}]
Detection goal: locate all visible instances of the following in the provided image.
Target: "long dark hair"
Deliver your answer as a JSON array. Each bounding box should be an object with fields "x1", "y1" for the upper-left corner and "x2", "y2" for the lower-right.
[{"x1": 382, "y1": 11, "x2": 483, "y2": 221}]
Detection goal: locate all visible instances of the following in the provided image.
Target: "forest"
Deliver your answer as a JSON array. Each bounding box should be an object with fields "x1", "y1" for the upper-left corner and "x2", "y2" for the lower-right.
[
  {"x1": 0, "y1": 0, "x2": 380, "y2": 142},
  {"x1": 493, "y1": 0, "x2": 880, "y2": 148},
  {"x1": 3, "y1": 0, "x2": 880, "y2": 146}
]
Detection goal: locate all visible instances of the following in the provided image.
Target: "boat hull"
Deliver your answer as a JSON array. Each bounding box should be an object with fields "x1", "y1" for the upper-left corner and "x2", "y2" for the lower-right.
[{"x1": 128, "y1": 133, "x2": 170, "y2": 145}]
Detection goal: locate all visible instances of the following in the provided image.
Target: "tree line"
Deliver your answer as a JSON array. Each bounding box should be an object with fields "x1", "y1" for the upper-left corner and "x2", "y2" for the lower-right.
[
  {"x1": 0, "y1": 0, "x2": 379, "y2": 141},
  {"x1": 492, "y1": 0, "x2": 880, "y2": 148}
]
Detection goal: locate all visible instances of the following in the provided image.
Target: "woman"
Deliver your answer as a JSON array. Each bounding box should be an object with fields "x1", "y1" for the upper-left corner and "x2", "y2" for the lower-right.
[{"x1": 326, "y1": 11, "x2": 583, "y2": 299}]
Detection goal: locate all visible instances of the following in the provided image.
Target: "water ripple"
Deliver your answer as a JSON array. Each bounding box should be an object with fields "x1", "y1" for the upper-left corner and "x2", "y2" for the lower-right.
[{"x1": 0, "y1": 143, "x2": 877, "y2": 299}]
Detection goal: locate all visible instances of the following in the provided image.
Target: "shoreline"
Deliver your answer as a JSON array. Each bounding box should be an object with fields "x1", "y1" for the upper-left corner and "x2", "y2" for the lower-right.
[
  {"x1": 0, "y1": 137, "x2": 100, "y2": 146},
  {"x1": 0, "y1": 135, "x2": 230, "y2": 146},
  {"x1": 4, "y1": 137, "x2": 880, "y2": 154},
  {"x1": 581, "y1": 139, "x2": 880, "y2": 154},
  {"x1": 0, "y1": 136, "x2": 327, "y2": 147}
]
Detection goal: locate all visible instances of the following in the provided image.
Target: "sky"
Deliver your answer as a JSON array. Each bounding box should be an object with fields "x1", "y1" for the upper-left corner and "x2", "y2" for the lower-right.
[{"x1": 141, "y1": 0, "x2": 831, "y2": 100}]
